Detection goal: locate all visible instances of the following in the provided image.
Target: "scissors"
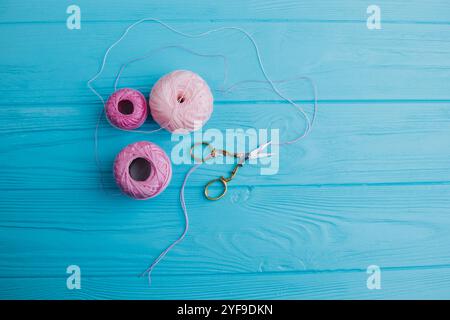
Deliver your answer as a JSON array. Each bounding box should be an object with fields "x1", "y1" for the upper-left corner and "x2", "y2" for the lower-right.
[{"x1": 190, "y1": 141, "x2": 274, "y2": 200}]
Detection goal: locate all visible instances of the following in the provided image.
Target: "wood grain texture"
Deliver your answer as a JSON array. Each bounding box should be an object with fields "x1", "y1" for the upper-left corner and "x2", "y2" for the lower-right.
[
  {"x1": 2, "y1": 1, "x2": 450, "y2": 23},
  {"x1": 2, "y1": 267, "x2": 450, "y2": 299},
  {"x1": 1, "y1": 185, "x2": 450, "y2": 279},
  {"x1": 1, "y1": 102, "x2": 450, "y2": 190},
  {"x1": 1, "y1": 21, "x2": 450, "y2": 105},
  {"x1": 0, "y1": 1, "x2": 450, "y2": 299}
]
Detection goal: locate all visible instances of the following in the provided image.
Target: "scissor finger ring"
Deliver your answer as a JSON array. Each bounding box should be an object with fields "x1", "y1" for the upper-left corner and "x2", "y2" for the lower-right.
[
  {"x1": 190, "y1": 142, "x2": 214, "y2": 162},
  {"x1": 204, "y1": 177, "x2": 228, "y2": 201}
]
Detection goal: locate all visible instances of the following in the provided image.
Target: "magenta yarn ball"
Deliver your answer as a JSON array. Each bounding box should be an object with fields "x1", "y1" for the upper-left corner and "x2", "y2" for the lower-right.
[
  {"x1": 105, "y1": 88, "x2": 148, "y2": 130},
  {"x1": 149, "y1": 70, "x2": 214, "y2": 133},
  {"x1": 114, "y1": 141, "x2": 172, "y2": 200}
]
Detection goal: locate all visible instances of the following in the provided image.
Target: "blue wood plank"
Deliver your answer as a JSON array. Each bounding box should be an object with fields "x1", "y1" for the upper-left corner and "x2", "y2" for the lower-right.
[
  {"x1": 1, "y1": 185, "x2": 450, "y2": 280},
  {"x1": 2, "y1": 267, "x2": 450, "y2": 299},
  {"x1": 1, "y1": 102, "x2": 450, "y2": 190},
  {"x1": 1, "y1": 1, "x2": 450, "y2": 299},
  {"x1": 1, "y1": 22, "x2": 450, "y2": 105},
  {"x1": 2, "y1": 1, "x2": 450, "y2": 23}
]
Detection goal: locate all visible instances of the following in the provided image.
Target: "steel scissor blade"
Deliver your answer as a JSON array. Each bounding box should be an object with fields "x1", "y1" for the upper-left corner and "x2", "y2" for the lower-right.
[{"x1": 246, "y1": 141, "x2": 275, "y2": 160}]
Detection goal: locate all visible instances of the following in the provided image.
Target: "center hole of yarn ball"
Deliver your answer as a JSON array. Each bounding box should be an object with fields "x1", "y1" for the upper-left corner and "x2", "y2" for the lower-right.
[
  {"x1": 177, "y1": 94, "x2": 186, "y2": 104},
  {"x1": 118, "y1": 99, "x2": 134, "y2": 115},
  {"x1": 129, "y1": 157, "x2": 151, "y2": 181}
]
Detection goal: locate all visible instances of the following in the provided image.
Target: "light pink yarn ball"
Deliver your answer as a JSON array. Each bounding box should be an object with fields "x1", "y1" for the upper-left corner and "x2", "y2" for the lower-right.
[
  {"x1": 149, "y1": 70, "x2": 213, "y2": 133},
  {"x1": 105, "y1": 88, "x2": 148, "y2": 130},
  {"x1": 114, "y1": 141, "x2": 172, "y2": 200}
]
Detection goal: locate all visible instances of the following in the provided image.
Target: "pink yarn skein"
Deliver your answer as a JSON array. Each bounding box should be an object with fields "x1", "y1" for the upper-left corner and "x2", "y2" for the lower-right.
[
  {"x1": 114, "y1": 141, "x2": 172, "y2": 200},
  {"x1": 149, "y1": 70, "x2": 213, "y2": 133},
  {"x1": 106, "y1": 88, "x2": 148, "y2": 130}
]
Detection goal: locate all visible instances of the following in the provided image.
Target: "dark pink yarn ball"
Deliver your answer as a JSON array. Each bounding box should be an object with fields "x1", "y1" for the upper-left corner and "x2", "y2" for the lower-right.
[{"x1": 105, "y1": 88, "x2": 148, "y2": 130}]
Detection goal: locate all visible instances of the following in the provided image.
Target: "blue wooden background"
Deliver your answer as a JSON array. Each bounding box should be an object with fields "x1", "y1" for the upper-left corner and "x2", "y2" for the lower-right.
[{"x1": 1, "y1": 1, "x2": 450, "y2": 299}]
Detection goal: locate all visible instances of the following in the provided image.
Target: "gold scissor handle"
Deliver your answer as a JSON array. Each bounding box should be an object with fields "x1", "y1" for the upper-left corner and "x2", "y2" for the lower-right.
[
  {"x1": 190, "y1": 142, "x2": 215, "y2": 162},
  {"x1": 190, "y1": 141, "x2": 244, "y2": 201},
  {"x1": 204, "y1": 177, "x2": 228, "y2": 201},
  {"x1": 204, "y1": 163, "x2": 242, "y2": 201},
  {"x1": 190, "y1": 142, "x2": 242, "y2": 163}
]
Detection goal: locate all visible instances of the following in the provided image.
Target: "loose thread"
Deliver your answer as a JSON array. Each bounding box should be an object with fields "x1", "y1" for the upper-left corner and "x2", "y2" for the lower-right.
[{"x1": 140, "y1": 163, "x2": 201, "y2": 285}]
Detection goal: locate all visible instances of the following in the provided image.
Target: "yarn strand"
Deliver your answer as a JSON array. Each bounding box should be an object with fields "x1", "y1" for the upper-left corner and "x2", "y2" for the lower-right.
[{"x1": 140, "y1": 163, "x2": 201, "y2": 285}]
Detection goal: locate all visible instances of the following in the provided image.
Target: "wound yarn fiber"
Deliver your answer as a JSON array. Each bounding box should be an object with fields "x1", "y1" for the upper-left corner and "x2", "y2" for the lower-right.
[
  {"x1": 106, "y1": 88, "x2": 148, "y2": 130},
  {"x1": 114, "y1": 141, "x2": 172, "y2": 200},
  {"x1": 149, "y1": 70, "x2": 213, "y2": 133}
]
